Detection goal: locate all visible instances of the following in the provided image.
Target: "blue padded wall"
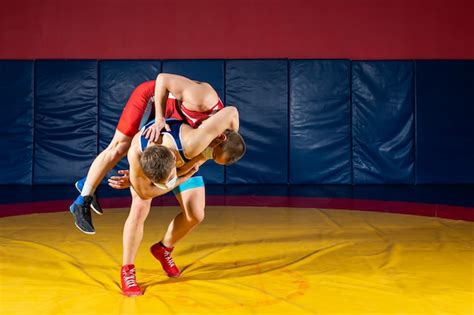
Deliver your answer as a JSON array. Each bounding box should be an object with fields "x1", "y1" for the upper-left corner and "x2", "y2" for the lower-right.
[
  {"x1": 415, "y1": 61, "x2": 474, "y2": 184},
  {"x1": 162, "y1": 60, "x2": 225, "y2": 184},
  {"x1": 225, "y1": 60, "x2": 288, "y2": 184},
  {"x1": 352, "y1": 61, "x2": 414, "y2": 184},
  {"x1": 0, "y1": 61, "x2": 34, "y2": 184},
  {"x1": 289, "y1": 60, "x2": 351, "y2": 184},
  {"x1": 99, "y1": 61, "x2": 161, "y2": 176},
  {"x1": 34, "y1": 61, "x2": 98, "y2": 184},
  {"x1": 2, "y1": 59, "x2": 474, "y2": 186}
]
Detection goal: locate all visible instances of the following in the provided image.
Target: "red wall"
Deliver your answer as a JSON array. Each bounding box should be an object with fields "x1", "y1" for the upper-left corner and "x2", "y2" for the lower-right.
[{"x1": 1, "y1": 0, "x2": 473, "y2": 59}]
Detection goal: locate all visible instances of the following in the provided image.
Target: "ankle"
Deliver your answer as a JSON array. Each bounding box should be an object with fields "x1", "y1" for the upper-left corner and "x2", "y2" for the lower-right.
[
  {"x1": 159, "y1": 241, "x2": 173, "y2": 250},
  {"x1": 122, "y1": 263, "x2": 135, "y2": 268},
  {"x1": 80, "y1": 183, "x2": 95, "y2": 196}
]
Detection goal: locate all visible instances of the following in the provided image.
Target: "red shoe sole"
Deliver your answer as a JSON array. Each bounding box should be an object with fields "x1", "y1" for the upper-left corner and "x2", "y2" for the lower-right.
[
  {"x1": 122, "y1": 290, "x2": 143, "y2": 297},
  {"x1": 167, "y1": 272, "x2": 180, "y2": 278}
]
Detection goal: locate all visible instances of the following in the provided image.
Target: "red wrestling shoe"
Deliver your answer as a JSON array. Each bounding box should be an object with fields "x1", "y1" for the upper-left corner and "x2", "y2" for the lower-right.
[
  {"x1": 150, "y1": 242, "x2": 181, "y2": 277},
  {"x1": 121, "y1": 264, "x2": 143, "y2": 297}
]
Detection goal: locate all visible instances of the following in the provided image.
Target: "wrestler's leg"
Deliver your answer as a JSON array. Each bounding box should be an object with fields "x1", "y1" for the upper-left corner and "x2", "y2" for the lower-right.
[
  {"x1": 162, "y1": 185, "x2": 206, "y2": 247},
  {"x1": 150, "y1": 183, "x2": 205, "y2": 277},
  {"x1": 71, "y1": 81, "x2": 152, "y2": 234},
  {"x1": 71, "y1": 129, "x2": 132, "y2": 226},
  {"x1": 120, "y1": 188, "x2": 151, "y2": 296},
  {"x1": 74, "y1": 82, "x2": 152, "y2": 206},
  {"x1": 123, "y1": 187, "x2": 152, "y2": 265},
  {"x1": 81, "y1": 130, "x2": 132, "y2": 196}
]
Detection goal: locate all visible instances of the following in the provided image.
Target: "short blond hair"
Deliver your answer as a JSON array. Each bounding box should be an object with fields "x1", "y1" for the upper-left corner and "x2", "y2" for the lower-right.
[{"x1": 220, "y1": 131, "x2": 246, "y2": 165}]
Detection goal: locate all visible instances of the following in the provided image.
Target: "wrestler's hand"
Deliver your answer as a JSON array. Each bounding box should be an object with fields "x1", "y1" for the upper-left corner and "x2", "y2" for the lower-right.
[
  {"x1": 143, "y1": 117, "x2": 170, "y2": 142},
  {"x1": 108, "y1": 170, "x2": 131, "y2": 189},
  {"x1": 186, "y1": 165, "x2": 199, "y2": 177},
  {"x1": 176, "y1": 165, "x2": 199, "y2": 186}
]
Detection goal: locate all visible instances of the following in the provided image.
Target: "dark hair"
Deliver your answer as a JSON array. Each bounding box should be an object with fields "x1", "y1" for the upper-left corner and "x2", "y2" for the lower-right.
[
  {"x1": 140, "y1": 145, "x2": 175, "y2": 182},
  {"x1": 219, "y1": 131, "x2": 246, "y2": 165}
]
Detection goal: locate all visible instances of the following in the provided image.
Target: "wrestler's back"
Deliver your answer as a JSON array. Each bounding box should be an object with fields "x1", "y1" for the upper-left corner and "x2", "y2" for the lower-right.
[
  {"x1": 179, "y1": 81, "x2": 220, "y2": 112},
  {"x1": 129, "y1": 130, "x2": 186, "y2": 170}
]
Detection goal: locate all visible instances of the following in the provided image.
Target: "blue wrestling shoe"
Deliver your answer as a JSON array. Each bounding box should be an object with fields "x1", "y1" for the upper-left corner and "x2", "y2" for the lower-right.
[
  {"x1": 75, "y1": 177, "x2": 103, "y2": 215},
  {"x1": 69, "y1": 195, "x2": 95, "y2": 234}
]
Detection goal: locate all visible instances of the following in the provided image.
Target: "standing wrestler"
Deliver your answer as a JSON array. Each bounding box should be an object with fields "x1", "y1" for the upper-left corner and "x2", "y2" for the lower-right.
[
  {"x1": 70, "y1": 74, "x2": 225, "y2": 234},
  {"x1": 109, "y1": 107, "x2": 244, "y2": 296}
]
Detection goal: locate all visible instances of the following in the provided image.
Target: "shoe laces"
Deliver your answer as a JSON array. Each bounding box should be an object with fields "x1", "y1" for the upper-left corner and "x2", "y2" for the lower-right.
[
  {"x1": 163, "y1": 251, "x2": 176, "y2": 268},
  {"x1": 122, "y1": 267, "x2": 138, "y2": 288},
  {"x1": 81, "y1": 197, "x2": 93, "y2": 217}
]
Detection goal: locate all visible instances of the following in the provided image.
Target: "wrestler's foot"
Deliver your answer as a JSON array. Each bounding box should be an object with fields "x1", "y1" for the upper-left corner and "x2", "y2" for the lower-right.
[
  {"x1": 75, "y1": 177, "x2": 103, "y2": 215},
  {"x1": 150, "y1": 242, "x2": 181, "y2": 277},
  {"x1": 121, "y1": 264, "x2": 143, "y2": 297},
  {"x1": 69, "y1": 195, "x2": 95, "y2": 234}
]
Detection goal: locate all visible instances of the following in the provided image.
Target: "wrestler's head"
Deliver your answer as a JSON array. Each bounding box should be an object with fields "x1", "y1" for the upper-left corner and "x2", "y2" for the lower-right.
[
  {"x1": 212, "y1": 130, "x2": 246, "y2": 165},
  {"x1": 140, "y1": 145, "x2": 177, "y2": 187}
]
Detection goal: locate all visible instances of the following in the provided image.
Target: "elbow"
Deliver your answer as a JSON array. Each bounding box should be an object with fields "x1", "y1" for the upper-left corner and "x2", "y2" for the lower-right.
[
  {"x1": 227, "y1": 106, "x2": 238, "y2": 115},
  {"x1": 226, "y1": 106, "x2": 239, "y2": 120},
  {"x1": 226, "y1": 106, "x2": 239, "y2": 130}
]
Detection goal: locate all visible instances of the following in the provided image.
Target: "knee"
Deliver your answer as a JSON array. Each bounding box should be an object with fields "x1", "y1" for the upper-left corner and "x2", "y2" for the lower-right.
[
  {"x1": 186, "y1": 210, "x2": 205, "y2": 226},
  {"x1": 128, "y1": 207, "x2": 149, "y2": 225},
  {"x1": 107, "y1": 141, "x2": 130, "y2": 160}
]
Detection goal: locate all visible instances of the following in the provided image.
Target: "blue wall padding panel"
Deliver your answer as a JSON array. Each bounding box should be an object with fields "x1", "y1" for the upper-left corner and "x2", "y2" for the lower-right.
[
  {"x1": 289, "y1": 60, "x2": 351, "y2": 184},
  {"x1": 225, "y1": 60, "x2": 288, "y2": 183},
  {"x1": 99, "y1": 61, "x2": 161, "y2": 176},
  {"x1": 0, "y1": 61, "x2": 34, "y2": 184},
  {"x1": 162, "y1": 60, "x2": 225, "y2": 184},
  {"x1": 352, "y1": 61, "x2": 414, "y2": 184},
  {"x1": 2, "y1": 58, "x2": 474, "y2": 186},
  {"x1": 415, "y1": 61, "x2": 474, "y2": 183},
  {"x1": 34, "y1": 61, "x2": 98, "y2": 184}
]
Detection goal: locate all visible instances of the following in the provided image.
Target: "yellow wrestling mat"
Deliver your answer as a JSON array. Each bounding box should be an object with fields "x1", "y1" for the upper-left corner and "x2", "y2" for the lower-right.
[{"x1": 1, "y1": 206, "x2": 473, "y2": 314}]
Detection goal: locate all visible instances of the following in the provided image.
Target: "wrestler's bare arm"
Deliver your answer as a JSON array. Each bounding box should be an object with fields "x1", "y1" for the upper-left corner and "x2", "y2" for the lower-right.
[
  {"x1": 176, "y1": 154, "x2": 208, "y2": 177},
  {"x1": 109, "y1": 162, "x2": 201, "y2": 191},
  {"x1": 154, "y1": 74, "x2": 186, "y2": 120},
  {"x1": 182, "y1": 106, "x2": 240, "y2": 158},
  {"x1": 154, "y1": 73, "x2": 217, "y2": 115}
]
